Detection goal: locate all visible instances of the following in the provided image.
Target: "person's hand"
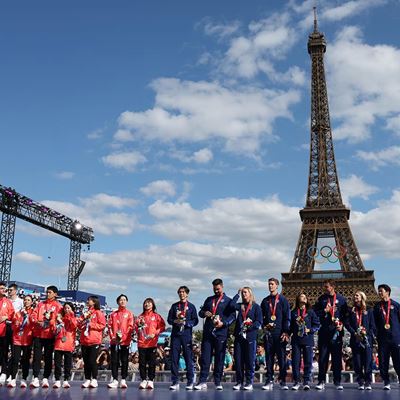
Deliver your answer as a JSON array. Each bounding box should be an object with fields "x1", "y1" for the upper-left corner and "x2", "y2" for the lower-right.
[
  {"x1": 204, "y1": 311, "x2": 213, "y2": 318},
  {"x1": 0, "y1": 316, "x2": 7, "y2": 323},
  {"x1": 280, "y1": 333, "x2": 289, "y2": 342}
]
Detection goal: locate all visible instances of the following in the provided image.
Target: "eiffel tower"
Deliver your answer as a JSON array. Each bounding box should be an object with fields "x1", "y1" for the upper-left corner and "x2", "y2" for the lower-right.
[{"x1": 281, "y1": 9, "x2": 379, "y2": 306}]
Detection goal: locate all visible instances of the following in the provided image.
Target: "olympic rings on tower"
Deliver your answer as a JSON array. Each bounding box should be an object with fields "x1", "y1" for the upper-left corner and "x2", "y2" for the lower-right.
[{"x1": 307, "y1": 244, "x2": 347, "y2": 264}]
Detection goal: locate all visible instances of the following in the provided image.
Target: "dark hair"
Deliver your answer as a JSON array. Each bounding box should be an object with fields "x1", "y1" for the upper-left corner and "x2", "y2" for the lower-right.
[
  {"x1": 23, "y1": 294, "x2": 33, "y2": 303},
  {"x1": 323, "y1": 279, "x2": 336, "y2": 288},
  {"x1": 294, "y1": 292, "x2": 310, "y2": 311},
  {"x1": 62, "y1": 302, "x2": 76, "y2": 316},
  {"x1": 8, "y1": 283, "x2": 17, "y2": 290},
  {"x1": 116, "y1": 294, "x2": 128, "y2": 303},
  {"x1": 212, "y1": 278, "x2": 223, "y2": 286},
  {"x1": 268, "y1": 278, "x2": 279, "y2": 286},
  {"x1": 378, "y1": 284, "x2": 391, "y2": 296},
  {"x1": 177, "y1": 286, "x2": 190, "y2": 294},
  {"x1": 46, "y1": 285, "x2": 59, "y2": 294},
  {"x1": 88, "y1": 296, "x2": 100, "y2": 310},
  {"x1": 0, "y1": 282, "x2": 6, "y2": 287},
  {"x1": 142, "y1": 298, "x2": 157, "y2": 312}
]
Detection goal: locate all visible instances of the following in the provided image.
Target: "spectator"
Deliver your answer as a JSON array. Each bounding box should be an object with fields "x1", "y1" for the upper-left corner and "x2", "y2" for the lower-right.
[
  {"x1": 128, "y1": 352, "x2": 140, "y2": 372},
  {"x1": 255, "y1": 345, "x2": 266, "y2": 371},
  {"x1": 97, "y1": 349, "x2": 110, "y2": 370}
]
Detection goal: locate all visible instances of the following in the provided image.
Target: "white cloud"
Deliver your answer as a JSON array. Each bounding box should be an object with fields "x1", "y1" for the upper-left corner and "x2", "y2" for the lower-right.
[
  {"x1": 323, "y1": 0, "x2": 387, "y2": 22},
  {"x1": 87, "y1": 129, "x2": 103, "y2": 140},
  {"x1": 327, "y1": 26, "x2": 400, "y2": 142},
  {"x1": 170, "y1": 148, "x2": 213, "y2": 164},
  {"x1": 54, "y1": 171, "x2": 75, "y2": 180},
  {"x1": 357, "y1": 146, "x2": 400, "y2": 170},
  {"x1": 102, "y1": 150, "x2": 147, "y2": 171},
  {"x1": 117, "y1": 78, "x2": 300, "y2": 155},
  {"x1": 340, "y1": 174, "x2": 379, "y2": 205},
  {"x1": 80, "y1": 280, "x2": 127, "y2": 292},
  {"x1": 113, "y1": 129, "x2": 134, "y2": 142},
  {"x1": 42, "y1": 193, "x2": 139, "y2": 236},
  {"x1": 201, "y1": 19, "x2": 241, "y2": 39},
  {"x1": 140, "y1": 180, "x2": 176, "y2": 198},
  {"x1": 14, "y1": 251, "x2": 43, "y2": 263}
]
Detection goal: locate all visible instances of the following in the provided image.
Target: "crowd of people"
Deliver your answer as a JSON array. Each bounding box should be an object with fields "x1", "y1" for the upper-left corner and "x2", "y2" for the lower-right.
[{"x1": 0, "y1": 278, "x2": 399, "y2": 392}]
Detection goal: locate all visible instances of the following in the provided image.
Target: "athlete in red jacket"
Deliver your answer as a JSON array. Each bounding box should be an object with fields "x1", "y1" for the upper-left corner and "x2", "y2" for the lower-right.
[
  {"x1": 7, "y1": 294, "x2": 33, "y2": 388},
  {"x1": 30, "y1": 285, "x2": 63, "y2": 388},
  {"x1": 77, "y1": 296, "x2": 106, "y2": 388},
  {"x1": 136, "y1": 298, "x2": 166, "y2": 390},
  {"x1": 107, "y1": 294, "x2": 134, "y2": 389},
  {"x1": 52, "y1": 302, "x2": 77, "y2": 389},
  {"x1": 0, "y1": 281, "x2": 14, "y2": 386}
]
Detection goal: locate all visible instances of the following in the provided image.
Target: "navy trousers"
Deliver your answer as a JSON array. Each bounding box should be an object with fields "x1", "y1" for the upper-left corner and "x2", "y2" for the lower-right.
[
  {"x1": 378, "y1": 340, "x2": 400, "y2": 384},
  {"x1": 170, "y1": 335, "x2": 194, "y2": 385},
  {"x1": 264, "y1": 334, "x2": 287, "y2": 383},
  {"x1": 292, "y1": 341, "x2": 313, "y2": 384},
  {"x1": 234, "y1": 335, "x2": 256, "y2": 385},
  {"x1": 318, "y1": 339, "x2": 342, "y2": 384},
  {"x1": 352, "y1": 344, "x2": 372, "y2": 385},
  {"x1": 199, "y1": 335, "x2": 227, "y2": 384}
]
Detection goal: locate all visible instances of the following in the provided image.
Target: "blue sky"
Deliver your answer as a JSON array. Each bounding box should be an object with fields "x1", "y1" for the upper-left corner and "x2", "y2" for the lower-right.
[{"x1": 1, "y1": 0, "x2": 400, "y2": 316}]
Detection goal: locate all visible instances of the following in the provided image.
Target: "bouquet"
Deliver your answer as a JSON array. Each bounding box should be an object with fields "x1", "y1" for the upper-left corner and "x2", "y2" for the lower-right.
[
  {"x1": 43, "y1": 310, "x2": 53, "y2": 329},
  {"x1": 19, "y1": 309, "x2": 29, "y2": 336},
  {"x1": 82, "y1": 309, "x2": 92, "y2": 337},
  {"x1": 137, "y1": 316, "x2": 150, "y2": 339},
  {"x1": 356, "y1": 326, "x2": 369, "y2": 348},
  {"x1": 296, "y1": 315, "x2": 307, "y2": 337},
  {"x1": 331, "y1": 318, "x2": 342, "y2": 343},
  {"x1": 176, "y1": 310, "x2": 186, "y2": 332},
  {"x1": 240, "y1": 317, "x2": 253, "y2": 339}
]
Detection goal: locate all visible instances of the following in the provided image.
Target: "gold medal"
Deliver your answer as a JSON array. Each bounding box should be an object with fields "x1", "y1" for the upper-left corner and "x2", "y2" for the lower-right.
[
  {"x1": 384, "y1": 323, "x2": 391, "y2": 330},
  {"x1": 270, "y1": 315, "x2": 276, "y2": 321},
  {"x1": 332, "y1": 316, "x2": 335, "y2": 321}
]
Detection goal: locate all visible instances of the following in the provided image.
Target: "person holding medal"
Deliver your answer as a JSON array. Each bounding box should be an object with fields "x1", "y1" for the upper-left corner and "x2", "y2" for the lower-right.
[
  {"x1": 231, "y1": 287, "x2": 262, "y2": 391},
  {"x1": 260, "y1": 277, "x2": 291, "y2": 390},
  {"x1": 135, "y1": 298, "x2": 165, "y2": 390},
  {"x1": 167, "y1": 286, "x2": 198, "y2": 390},
  {"x1": 107, "y1": 294, "x2": 134, "y2": 389},
  {"x1": 0, "y1": 282, "x2": 14, "y2": 387},
  {"x1": 289, "y1": 292, "x2": 320, "y2": 390},
  {"x1": 345, "y1": 291, "x2": 376, "y2": 390},
  {"x1": 313, "y1": 279, "x2": 348, "y2": 390},
  {"x1": 30, "y1": 285, "x2": 62, "y2": 388},
  {"x1": 78, "y1": 296, "x2": 106, "y2": 389},
  {"x1": 52, "y1": 302, "x2": 77, "y2": 389},
  {"x1": 195, "y1": 278, "x2": 236, "y2": 391},
  {"x1": 8, "y1": 294, "x2": 34, "y2": 388},
  {"x1": 373, "y1": 284, "x2": 400, "y2": 390}
]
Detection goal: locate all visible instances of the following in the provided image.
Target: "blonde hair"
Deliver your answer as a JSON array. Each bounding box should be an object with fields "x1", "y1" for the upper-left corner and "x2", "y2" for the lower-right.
[
  {"x1": 354, "y1": 291, "x2": 367, "y2": 311},
  {"x1": 241, "y1": 287, "x2": 255, "y2": 304}
]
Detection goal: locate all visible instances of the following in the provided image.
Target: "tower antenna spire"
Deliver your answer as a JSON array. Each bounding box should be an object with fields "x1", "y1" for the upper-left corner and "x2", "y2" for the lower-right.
[{"x1": 313, "y1": 6, "x2": 318, "y2": 32}]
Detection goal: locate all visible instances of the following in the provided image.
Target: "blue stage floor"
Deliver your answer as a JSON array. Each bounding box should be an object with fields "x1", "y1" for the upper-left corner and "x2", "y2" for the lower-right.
[{"x1": 0, "y1": 383, "x2": 398, "y2": 400}]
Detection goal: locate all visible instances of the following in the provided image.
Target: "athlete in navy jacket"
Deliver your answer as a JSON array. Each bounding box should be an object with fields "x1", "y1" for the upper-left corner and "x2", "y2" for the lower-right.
[
  {"x1": 290, "y1": 292, "x2": 320, "y2": 390},
  {"x1": 167, "y1": 286, "x2": 198, "y2": 390},
  {"x1": 373, "y1": 284, "x2": 400, "y2": 390},
  {"x1": 231, "y1": 287, "x2": 262, "y2": 391},
  {"x1": 260, "y1": 277, "x2": 291, "y2": 390},
  {"x1": 313, "y1": 279, "x2": 348, "y2": 390},
  {"x1": 345, "y1": 291, "x2": 376, "y2": 390},
  {"x1": 195, "y1": 278, "x2": 235, "y2": 390}
]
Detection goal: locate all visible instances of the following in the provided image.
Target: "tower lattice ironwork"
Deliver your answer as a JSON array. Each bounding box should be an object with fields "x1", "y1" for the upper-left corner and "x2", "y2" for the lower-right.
[{"x1": 281, "y1": 10, "x2": 379, "y2": 306}]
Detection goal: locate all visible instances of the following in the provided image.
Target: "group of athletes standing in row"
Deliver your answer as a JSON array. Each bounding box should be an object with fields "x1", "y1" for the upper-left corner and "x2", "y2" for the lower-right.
[{"x1": 0, "y1": 278, "x2": 399, "y2": 391}]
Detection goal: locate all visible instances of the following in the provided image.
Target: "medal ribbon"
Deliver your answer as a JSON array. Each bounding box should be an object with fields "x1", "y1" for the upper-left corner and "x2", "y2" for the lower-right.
[
  {"x1": 328, "y1": 293, "x2": 336, "y2": 320},
  {"x1": 179, "y1": 301, "x2": 188, "y2": 317},
  {"x1": 269, "y1": 294, "x2": 279, "y2": 319},
  {"x1": 241, "y1": 302, "x2": 252, "y2": 321},
  {"x1": 297, "y1": 307, "x2": 307, "y2": 319},
  {"x1": 356, "y1": 307, "x2": 363, "y2": 327},
  {"x1": 212, "y1": 294, "x2": 223, "y2": 316},
  {"x1": 381, "y1": 299, "x2": 391, "y2": 327}
]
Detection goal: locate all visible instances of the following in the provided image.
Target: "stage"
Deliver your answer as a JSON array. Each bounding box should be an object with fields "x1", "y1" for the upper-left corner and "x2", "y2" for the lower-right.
[{"x1": 0, "y1": 383, "x2": 398, "y2": 400}]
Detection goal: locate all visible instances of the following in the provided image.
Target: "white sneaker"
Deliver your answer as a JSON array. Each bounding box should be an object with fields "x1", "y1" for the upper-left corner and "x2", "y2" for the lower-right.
[
  {"x1": 7, "y1": 379, "x2": 16, "y2": 388},
  {"x1": 6, "y1": 376, "x2": 11, "y2": 383},
  {"x1": 120, "y1": 379, "x2": 127, "y2": 389},
  {"x1": 243, "y1": 384, "x2": 253, "y2": 391},
  {"x1": 90, "y1": 379, "x2": 98, "y2": 388},
  {"x1": 53, "y1": 381, "x2": 61, "y2": 389},
  {"x1": 194, "y1": 382, "x2": 207, "y2": 390},
  {"x1": 139, "y1": 380, "x2": 148, "y2": 389},
  {"x1": 383, "y1": 384, "x2": 391, "y2": 390},
  {"x1": 63, "y1": 381, "x2": 71, "y2": 388},
  {"x1": 336, "y1": 384, "x2": 344, "y2": 391},
  {"x1": 42, "y1": 378, "x2": 49, "y2": 388},
  {"x1": 303, "y1": 383, "x2": 311, "y2": 390},
  {"x1": 0, "y1": 373, "x2": 6, "y2": 385},
  {"x1": 292, "y1": 383, "x2": 301, "y2": 391},
  {"x1": 316, "y1": 382, "x2": 325, "y2": 390},
  {"x1": 186, "y1": 383, "x2": 194, "y2": 390},
  {"x1": 30, "y1": 377, "x2": 40, "y2": 388},
  {"x1": 20, "y1": 380, "x2": 27, "y2": 388},
  {"x1": 82, "y1": 380, "x2": 91, "y2": 388},
  {"x1": 365, "y1": 384, "x2": 372, "y2": 391},
  {"x1": 233, "y1": 383, "x2": 242, "y2": 390},
  {"x1": 262, "y1": 382, "x2": 273, "y2": 390},
  {"x1": 280, "y1": 383, "x2": 289, "y2": 390},
  {"x1": 215, "y1": 385, "x2": 223, "y2": 391},
  {"x1": 147, "y1": 380, "x2": 154, "y2": 390},
  {"x1": 358, "y1": 384, "x2": 365, "y2": 390},
  {"x1": 108, "y1": 379, "x2": 119, "y2": 389},
  {"x1": 169, "y1": 383, "x2": 179, "y2": 390}
]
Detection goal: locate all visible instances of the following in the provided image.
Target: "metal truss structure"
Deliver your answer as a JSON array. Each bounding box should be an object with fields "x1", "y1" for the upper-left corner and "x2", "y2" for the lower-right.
[
  {"x1": 281, "y1": 10, "x2": 379, "y2": 306},
  {"x1": 0, "y1": 184, "x2": 94, "y2": 290}
]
